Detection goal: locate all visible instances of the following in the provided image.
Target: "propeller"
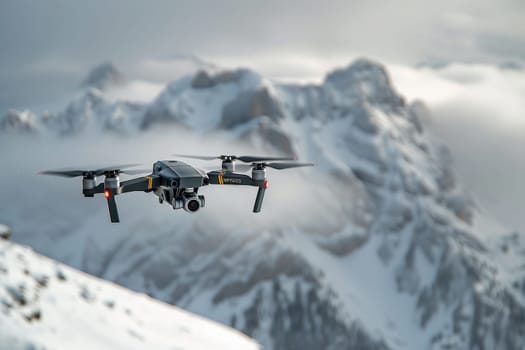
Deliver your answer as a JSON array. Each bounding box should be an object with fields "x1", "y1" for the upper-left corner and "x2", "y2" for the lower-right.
[
  {"x1": 234, "y1": 162, "x2": 315, "y2": 172},
  {"x1": 262, "y1": 162, "x2": 316, "y2": 170},
  {"x1": 173, "y1": 154, "x2": 295, "y2": 163},
  {"x1": 39, "y1": 164, "x2": 147, "y2": 178}
]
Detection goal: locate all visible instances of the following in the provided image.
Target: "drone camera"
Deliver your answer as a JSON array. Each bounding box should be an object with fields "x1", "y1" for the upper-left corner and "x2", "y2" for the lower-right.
[{"x1": 182, "y1": 192, "x2": 205, "y2": 213}]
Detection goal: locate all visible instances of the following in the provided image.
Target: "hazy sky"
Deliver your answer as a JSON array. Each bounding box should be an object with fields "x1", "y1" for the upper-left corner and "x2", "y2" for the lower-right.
[
  {"x1": 1, "y1": 0, "x2": 525, "y2": 232},
  {"x1": 1, "y1": 0, "x2": 523, "y2": 109}
]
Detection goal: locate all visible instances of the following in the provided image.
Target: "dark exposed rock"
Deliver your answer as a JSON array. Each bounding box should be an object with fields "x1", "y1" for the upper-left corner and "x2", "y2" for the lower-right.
[
  {"x1": 352, "y1": 102, "x2": 380, "y2": 134},
  {"x1": 6, "y1": 284, "x2": 27, "y2": 306},
  {"x1": 352, "y1": 167, "x2": 384, "y2": 187},
  {"x1": 191, "y1": 70, "x2": 215, "y2": 89},
  {"x1": 239, "y1": 119, "x2": 295, "y2": 156},
  {"x1": 0, "y1": 110, "x2": 37, "y2": 133},
  {"x1": 221, "y1": 87, "x2": 284, "y2": 129},
  {"x1": 33, "y1": 273, "x2": 49, "y2": 288},
  {"x1": 55, "y1": 268, "x2": 67, "y2": 281},
  {"x1": 24, "y1": 309, "x2": 42, "y2": 323},
  {"x1": 243, "y1": 281, "x2": 389, "y2": 350},
  {"x1": 192, "y1": 68, "x2": 249, "y2": 89},
  {"x1": 0, "y1": 225, "x2": 11, "y2": 240},
  {"x1": 81, "y1": 62, "x2": 126, "y2": 90},
  {"x1": 213, "y1": 251, "x2": 316, "y2": 304}
]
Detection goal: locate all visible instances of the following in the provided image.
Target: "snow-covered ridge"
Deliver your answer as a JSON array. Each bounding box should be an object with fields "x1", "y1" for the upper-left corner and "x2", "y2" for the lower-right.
[{"x1": 0, "y1": 237, "x2": 260, "y2": 350}]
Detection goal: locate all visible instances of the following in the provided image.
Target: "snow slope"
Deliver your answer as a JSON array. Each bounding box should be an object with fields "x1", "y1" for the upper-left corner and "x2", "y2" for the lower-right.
[{"x1": 0, "y1": 237, "x2": 260, "y2": 350}]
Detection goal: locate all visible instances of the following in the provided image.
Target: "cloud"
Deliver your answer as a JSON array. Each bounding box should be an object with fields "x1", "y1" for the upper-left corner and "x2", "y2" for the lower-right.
[
  {"x1": 104, "y1": 80, "x2": 165, "y2": 103},
  {"x1": 0, "y1": 128, "x2": 362, "y2": 246},
  {"x1": 1, "y1": 0, "x2": 524, "y2": 111}
]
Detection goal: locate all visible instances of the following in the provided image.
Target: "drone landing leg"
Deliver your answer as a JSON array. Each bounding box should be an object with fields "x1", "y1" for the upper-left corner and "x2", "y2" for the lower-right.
[
  {"x1": 253, "y1": 186, "x2": 266, "y2": 213},
  {"x1": 106, "y1": 196, "x2": 120, "y2": 223}
]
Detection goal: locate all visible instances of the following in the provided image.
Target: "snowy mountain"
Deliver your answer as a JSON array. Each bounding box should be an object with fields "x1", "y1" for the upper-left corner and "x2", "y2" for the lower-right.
[
  {"x1": 1, "y1": 58, "x2": 525, "y2": 350},
  {"x1": 0, "y1": 109, "x2": 38, "y2": 134},
  {"x1": 0, "y1": 232, "x2": 260, "y2": 350}
]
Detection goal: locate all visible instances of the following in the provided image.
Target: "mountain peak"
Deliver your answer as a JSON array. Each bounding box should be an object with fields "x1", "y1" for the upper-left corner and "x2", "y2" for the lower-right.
[
  {"x1": 191, "y1": 68, "x2": 262, "y2": 89},
  {"x1": 325, "y1": 58, "x2": 388, "y2": 83},
  {"x1": 81, "y1": 62, "x2": 126, "y2": 90},
  {"x1": 325, "y1": 58, "x2": 405, "y2": 110}
]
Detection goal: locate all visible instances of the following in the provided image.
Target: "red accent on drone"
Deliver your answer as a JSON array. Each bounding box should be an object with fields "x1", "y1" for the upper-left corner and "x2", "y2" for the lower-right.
[
  {"x1": 263, "y1": 180, "x2": 269, "y2": 189},
  {"x1": 104, "y1": 189, "x2": 111, "y2": 199}
]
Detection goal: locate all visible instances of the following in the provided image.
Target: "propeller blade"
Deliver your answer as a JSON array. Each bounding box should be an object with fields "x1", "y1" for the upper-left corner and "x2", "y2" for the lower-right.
[
  {"x1": 173, "y1": 154, "x2": 295, "y2": 163},
  {"x1": 94, "y1": 164, "x2": 142, "y2": 175},
  {"x1": 173, "y1": 154, "x2": 219, "y2": 161},
  {"x1": 236, "y1": 156, "x2": 295, "y2": 163},
  {"x1": 121, "y1": 169, "x2": 151, "y2": 175},
  {"x1": 265, "y1": 162, "x2": 316, "y2": 170},
  {"x1": 39, "y1": 169, "x2": 86, "y2": 178},
  {"x1": 39, "y1": 164, "x2": 142, "y2": 178}
]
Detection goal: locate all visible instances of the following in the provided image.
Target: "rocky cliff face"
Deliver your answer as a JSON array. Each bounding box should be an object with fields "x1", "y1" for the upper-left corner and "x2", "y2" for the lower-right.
[
  {"x1": 81, "y1": 62, "x2": 126, "y2": 90},
  {"x1": 0, "y1": 110, "x2": 38, "y2": 133},
  {"x1": 2, "y1": 58, "x2": 525, "y2": 350}
]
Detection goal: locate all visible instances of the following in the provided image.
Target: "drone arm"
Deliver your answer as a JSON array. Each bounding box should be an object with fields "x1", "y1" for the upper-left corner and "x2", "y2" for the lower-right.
[
  {"x1": 120, "y1": 175, "x2": 159, "y2": 193},
  {"x1": 207, "y1": 171, "x2": 256, "y2": 186},
  {"x1": 104, "y1": 176, "x2": 159, "y2": 223},
  {"x1": 207, "y1": 171, "x2": 268, "y2": 213}
]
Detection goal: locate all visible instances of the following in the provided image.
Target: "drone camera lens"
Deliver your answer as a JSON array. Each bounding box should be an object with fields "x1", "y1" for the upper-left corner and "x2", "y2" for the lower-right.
[{"x1": 187, "y1": 199, "x2": 200, "y2": 212}]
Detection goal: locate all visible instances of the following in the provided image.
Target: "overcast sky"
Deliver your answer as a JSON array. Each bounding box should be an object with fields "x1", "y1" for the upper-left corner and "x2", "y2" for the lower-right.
[
  {"x1": 1, "y1": 0, "x2": 524, "y2": 109},
  {"x1": 1, "y1": 0, "x2": 525, "y2": 232}
]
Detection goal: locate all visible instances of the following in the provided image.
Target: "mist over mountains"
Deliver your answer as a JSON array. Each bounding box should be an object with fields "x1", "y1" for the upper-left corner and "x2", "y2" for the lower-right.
[{"x1": 1, "y1": 58, "x2": 525, "y2": 350}]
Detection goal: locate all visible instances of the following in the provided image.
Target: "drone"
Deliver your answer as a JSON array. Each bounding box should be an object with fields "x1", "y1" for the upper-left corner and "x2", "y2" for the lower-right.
[{"x1": 39, "y1": 154, "x2": 314, "y2": 223}]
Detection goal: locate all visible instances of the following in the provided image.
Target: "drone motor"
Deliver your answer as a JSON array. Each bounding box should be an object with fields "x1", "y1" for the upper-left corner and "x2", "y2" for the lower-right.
[
  {"x1": 251, "y1": 167, "x2": 267, "y2": 181},
  {"x1": 222, "y1": 159, "x2": 236, "y2": 172},
  {"x1": 104, "y1": 173, "x2": 120, "y2": 194},
  {"x1": 82, "y1": 175, "x2": 97, "y2": 197}
]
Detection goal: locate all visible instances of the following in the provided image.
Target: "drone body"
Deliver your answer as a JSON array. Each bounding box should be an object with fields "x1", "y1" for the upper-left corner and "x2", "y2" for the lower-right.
[{"x1": 40, "y1": 155, "x2": 314, "y2": 223}]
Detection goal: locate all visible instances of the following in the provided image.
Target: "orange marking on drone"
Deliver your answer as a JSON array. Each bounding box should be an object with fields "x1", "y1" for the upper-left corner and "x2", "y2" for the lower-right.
[{"x1": 146, "y1": 176, "x2": 153, "y2": 190}]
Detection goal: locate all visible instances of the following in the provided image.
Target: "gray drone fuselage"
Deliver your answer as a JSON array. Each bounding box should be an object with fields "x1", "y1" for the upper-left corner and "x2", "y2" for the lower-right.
[
  {"x1": 153, "y1": 160, "x2": 207, "y2": 188},
  {"x1": 40, "y1": 155, "x2": 314, "y2": 223},
  {"x1": 151, "y1": 160, "x2": 207, "y2": 213}
]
